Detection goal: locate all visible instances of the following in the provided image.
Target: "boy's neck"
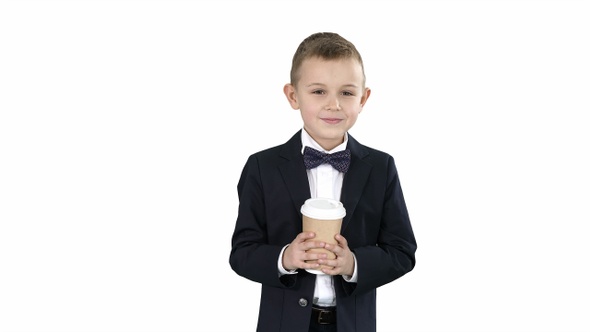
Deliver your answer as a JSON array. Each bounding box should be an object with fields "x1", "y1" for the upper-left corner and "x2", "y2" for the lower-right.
[{"x1": 302, "y1": 128, "x2": 347, "y2": 152}]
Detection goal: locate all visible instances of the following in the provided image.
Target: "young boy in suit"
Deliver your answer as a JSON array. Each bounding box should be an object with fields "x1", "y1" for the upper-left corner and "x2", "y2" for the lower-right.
[{"x1": 229, "y1": 32, "x2": 417, "y2": 332}]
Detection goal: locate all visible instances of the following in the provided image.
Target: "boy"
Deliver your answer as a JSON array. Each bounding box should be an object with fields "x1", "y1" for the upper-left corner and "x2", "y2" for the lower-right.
[{"x1": 229, "y1": 32, "x2": 417, "y2": 332}]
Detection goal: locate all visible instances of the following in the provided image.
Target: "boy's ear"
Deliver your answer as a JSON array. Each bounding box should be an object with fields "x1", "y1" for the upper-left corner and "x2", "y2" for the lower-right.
[
  {"x1": 283, "y1": 83, "x2": 300, "y2": 110},
  {"x1": 361, "y1": 87, "x2": 372, "y2": 106},
  {"x1": 359, "y1": 87, "x2": 372, "y2": 110}
]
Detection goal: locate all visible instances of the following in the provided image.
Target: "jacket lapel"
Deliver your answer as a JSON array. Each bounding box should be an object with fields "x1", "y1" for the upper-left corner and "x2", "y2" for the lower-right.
[
  {"x1": 278, "y1": 130, "x2": 312, "y2": 216},
  {"x1": 340, "y1": 134, "x2": 372, "y2": 231}
]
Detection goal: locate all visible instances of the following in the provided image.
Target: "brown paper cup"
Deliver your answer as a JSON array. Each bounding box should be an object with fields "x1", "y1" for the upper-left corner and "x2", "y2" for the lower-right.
[{"x1": 300, "y1": 198, "x2": 346, "y2": 274}]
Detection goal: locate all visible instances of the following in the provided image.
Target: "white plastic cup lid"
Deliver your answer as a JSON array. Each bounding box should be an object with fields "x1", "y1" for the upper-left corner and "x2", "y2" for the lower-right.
[{"x1": 301, "y1": 198, "x2": 346, "y2": 220}]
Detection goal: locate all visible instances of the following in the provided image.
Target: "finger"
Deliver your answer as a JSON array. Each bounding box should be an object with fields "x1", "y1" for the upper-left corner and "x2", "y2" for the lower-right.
[
  {"x1": 334, "y1": 234, "x2": 348, "y2": 246},
  {"x1": 303, "y1": 260, "x2": 321, "y2": 270},
  {"x1": 305, "y1": 251, "x2": 328, "y2": 261},
  {"x1": 303, "y1": 240, "x2": 326, "y2": 251},
  {"x1": 298, "y1": 232, "x2": 317, "y2": 241},
  {"x1": 321, "y1": 268, "x2": 337, "y2": 275},
  {"x1": 321, "y1": 264, "x2": 340, "y2": 275},
  {"x1": 323, "y1": 243, "x2": 340, "y2": 255}
]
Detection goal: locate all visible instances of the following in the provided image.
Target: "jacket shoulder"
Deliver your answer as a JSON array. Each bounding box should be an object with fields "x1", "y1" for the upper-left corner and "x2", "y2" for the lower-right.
[
  {"x1": 348, "y1": 135, "x2": 395, "y2": 165},
  {"x1": 245, "y1": 131, "x2": 302, "y2": 162}
]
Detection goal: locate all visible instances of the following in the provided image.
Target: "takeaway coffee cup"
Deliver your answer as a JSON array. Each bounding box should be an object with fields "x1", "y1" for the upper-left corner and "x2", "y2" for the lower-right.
[{"x1": 300, "y1": 198, "x2": 346, "y2": 274}]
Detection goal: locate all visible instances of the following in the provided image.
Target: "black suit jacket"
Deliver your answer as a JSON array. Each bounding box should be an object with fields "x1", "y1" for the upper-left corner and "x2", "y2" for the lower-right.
[{"x1": 230, "y1": 130, "x2": 417, "y2": 332}]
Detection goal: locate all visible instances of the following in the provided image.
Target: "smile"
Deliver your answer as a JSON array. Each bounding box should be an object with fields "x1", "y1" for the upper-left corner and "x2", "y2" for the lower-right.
[{"x1": 321, "y1": 118, "x2": 342, "y2": 124}]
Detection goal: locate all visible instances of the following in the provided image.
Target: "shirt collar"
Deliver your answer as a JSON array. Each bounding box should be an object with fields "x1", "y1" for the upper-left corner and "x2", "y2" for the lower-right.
[{"x1": 300, "y1": 128, "x2": 348, "y2": 155}]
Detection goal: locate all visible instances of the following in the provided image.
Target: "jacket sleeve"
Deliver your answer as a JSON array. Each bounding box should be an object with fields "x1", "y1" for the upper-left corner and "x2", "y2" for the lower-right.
[
  {"x1": 229, "y1": 154, "x2": 296, "y2": 288},
  {"x1": 345, "y1": 155, "x2": 417, "y2": 296}
]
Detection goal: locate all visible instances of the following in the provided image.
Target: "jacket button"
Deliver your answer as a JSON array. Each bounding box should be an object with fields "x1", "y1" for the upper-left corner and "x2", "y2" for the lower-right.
[{"x1": 298, "y1": 298, "x2": 308, "y2": 307}]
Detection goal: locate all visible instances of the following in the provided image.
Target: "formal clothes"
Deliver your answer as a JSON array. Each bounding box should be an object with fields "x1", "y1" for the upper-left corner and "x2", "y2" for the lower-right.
[
  {"x1": 230, "y1": 129, "x2": 417, "y2": 332},
  {"x1": 278, "y1": 129, "x2": 358, "y2": 311}
]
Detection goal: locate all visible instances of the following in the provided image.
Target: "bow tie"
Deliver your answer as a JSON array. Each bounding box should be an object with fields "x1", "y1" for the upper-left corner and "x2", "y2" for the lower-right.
[{"x1": 303, "y1": 146, "x2": 351, "y2": 173}]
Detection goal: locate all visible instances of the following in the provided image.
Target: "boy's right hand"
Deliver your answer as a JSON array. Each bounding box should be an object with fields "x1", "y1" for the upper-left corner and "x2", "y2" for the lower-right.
[{"x1": 282, "y1": 232, "x2": 327, "y2": 271}]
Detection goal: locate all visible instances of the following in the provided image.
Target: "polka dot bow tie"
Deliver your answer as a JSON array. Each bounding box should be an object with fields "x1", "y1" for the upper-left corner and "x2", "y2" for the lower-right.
[{"x1": 303, "y1": 146, "x2": 351, "y2": 173}]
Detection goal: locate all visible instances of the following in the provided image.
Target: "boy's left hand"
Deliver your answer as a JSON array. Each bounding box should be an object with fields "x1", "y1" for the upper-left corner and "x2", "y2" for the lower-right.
[{"x1": 318, "y1": 234, "x2": 355, "y2": 276}]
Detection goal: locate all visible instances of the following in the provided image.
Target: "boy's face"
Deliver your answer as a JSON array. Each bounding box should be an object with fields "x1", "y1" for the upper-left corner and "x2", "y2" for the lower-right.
[{"x1": 284, "y1": 57, "x2": 371, "y2": 151}]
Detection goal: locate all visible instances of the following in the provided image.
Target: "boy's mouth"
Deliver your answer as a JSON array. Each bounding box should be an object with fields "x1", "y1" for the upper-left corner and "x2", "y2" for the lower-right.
[{"x1": 321, "y1": 118, "x2": 342, "y2": 125}]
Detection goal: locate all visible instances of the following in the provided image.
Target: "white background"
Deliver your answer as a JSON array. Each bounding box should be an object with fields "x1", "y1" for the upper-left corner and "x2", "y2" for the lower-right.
[{"x1": 1, "y1": 0, "x2": 589, "y2": 331}]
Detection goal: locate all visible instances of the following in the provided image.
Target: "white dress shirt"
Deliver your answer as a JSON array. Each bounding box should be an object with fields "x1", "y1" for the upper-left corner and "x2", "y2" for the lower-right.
[{"x1": 278, "y1": 128, "x2": 358, "y2": 307}]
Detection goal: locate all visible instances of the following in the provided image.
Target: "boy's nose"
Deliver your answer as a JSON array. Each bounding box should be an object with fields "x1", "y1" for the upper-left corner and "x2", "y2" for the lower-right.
[{"x1": 325, "y1": 96, "x2": 341, "y2": 111}]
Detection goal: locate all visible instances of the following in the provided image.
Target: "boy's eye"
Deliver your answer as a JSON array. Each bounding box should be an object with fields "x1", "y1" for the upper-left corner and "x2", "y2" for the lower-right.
[
  {"x1": 312, "y1": 90, "x2": 325, "y2": 95},
  {"x1": 342, "y1": 91, "x2": 354, "y2": 96}
]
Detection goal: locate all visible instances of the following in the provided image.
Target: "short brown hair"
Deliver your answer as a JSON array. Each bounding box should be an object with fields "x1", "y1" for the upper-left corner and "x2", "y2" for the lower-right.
[{"x1": 289, "y1": 32, "x2": 366, "y2": 86}]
